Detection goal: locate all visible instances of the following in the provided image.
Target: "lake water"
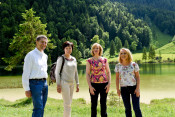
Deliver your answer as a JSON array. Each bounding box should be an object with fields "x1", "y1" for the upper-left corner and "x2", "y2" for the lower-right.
[{"x1": 0, "y1": 63, "x2": 175, "y2": 104}]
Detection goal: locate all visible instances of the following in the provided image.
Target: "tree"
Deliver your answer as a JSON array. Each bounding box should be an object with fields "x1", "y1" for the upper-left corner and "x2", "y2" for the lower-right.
[
  {"x1": 99, "y1": 39, "x2": 105, "y2": 49},
  {"x1": 142, "y1": 47, "x2": 147, "y2": 62},
  {"x1": 114, "y1": 37, "x2": 122, "y2": 52},
  {"x1": 149, "y1": 45, "x2": 155, "y2": 61},
  {"x1": 84, "y1": 48, "x2": 91, "y2": 58},
  {"x1": 124, "y1": 40, "x2": 129, "y2": 49},
  {"x1": 158, "y1": 50, "x2": 162, "y2": 62},
  {"x1": 130, "y1": 41, "x2": 137, "y2": 51},
  {"x1": 79, "y1": 42, "x2": 86, "y2": 58},
  {"x1": 71, "y1": 39, "x2": 82, "y2": 62},
  {"x1": 102, "y1": 32, "x2": 109, "y2": 48},
  {"x1": 110, "y1": 40, "x2": 115, "y2": 57},
  {"x1": 2, "y1": 8, "x2": 55, "y2": 71},
  {"x1": 91, "y1": 35, "x2": 100, "y2": 44}
]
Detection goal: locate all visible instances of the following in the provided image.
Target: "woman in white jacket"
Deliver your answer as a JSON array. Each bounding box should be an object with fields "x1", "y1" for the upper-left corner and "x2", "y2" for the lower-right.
[{"x1": 55, "y1": 41, "x2": 79, "y2": 117}]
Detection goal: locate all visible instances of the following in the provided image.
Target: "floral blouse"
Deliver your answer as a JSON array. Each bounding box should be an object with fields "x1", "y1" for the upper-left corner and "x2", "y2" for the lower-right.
[
  {"x1": 87, "y1": 57, "x2": 108, "y2": 83},
  {"x1": 114, "y1": 62, "x2": 139, "y2": 87}
]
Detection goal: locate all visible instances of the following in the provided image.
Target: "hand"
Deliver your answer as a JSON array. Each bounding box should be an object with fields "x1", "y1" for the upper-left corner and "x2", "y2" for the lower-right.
[
  {"x1": 117, "y1": 90, "x2": 121, "y2": 97},
  {"x1": 134, "y1": 89, "x2": 140, "y2": 97},
  {"x1": 105, "y1": 84, "x2": 110, "y2": 93},
  {"x1": 57, "y1": 85, "x2": 62, "y2": 93},
  {"x1": 89, "y1": 86, "x2": 96, "y2": 95},
  {"x1": 25, "y1": 91, "x2": 32, "y2": 98},
  {"x1": 76, "y1": 84, "x2": 79, "y2": 92}
]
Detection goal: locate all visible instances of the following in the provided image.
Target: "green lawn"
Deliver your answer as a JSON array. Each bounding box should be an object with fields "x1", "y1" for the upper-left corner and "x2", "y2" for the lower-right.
[{"x1": 0, "y1": 96, "x2": 175, "y2": 117}]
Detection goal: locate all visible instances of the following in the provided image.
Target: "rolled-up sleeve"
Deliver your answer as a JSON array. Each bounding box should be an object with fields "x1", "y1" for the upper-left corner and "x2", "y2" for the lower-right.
[
  {"x1": 22, "y1": 54, "x2": 32, "y2": 91},
  {"x1": 55, "y1": 57, "x2": 62, "y2": 85}
]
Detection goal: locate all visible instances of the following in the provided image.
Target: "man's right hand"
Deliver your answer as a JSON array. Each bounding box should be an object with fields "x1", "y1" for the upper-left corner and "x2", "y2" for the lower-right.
[{"x1": 25, "y1": 90, "x2": 32, "y2": 97}]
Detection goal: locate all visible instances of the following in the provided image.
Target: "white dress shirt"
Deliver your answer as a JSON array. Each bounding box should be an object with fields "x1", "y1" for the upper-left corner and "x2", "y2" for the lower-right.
[{"x1": 22, "y1": 48, "x2": 48, "y2": 91}]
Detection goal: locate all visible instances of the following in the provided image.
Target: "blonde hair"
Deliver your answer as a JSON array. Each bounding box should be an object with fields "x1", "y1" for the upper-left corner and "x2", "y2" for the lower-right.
[
  {"x1": 118, "y1": 48, "x2": 133, "y2": 63},
  {"x1": 91, "y1": 43, "x2": 103, "y2": 56}
]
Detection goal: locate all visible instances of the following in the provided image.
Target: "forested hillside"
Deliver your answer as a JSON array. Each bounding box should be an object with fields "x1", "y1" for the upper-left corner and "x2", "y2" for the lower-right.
[
  {"x1": 0, "y1": 0, "x2": 152, "y2": 65},
  {"x1": 114, "y1": 0, "x2": 175, "y2": 36}
]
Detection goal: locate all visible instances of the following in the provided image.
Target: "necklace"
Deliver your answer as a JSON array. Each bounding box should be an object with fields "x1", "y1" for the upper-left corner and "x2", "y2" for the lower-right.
[{"x1": 93, "y1": 56, "x2": 101, "y2": 61}]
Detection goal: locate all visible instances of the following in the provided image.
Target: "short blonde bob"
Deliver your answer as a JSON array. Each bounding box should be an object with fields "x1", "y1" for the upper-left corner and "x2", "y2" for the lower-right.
[
  {"x1": 91, "y1": 43, "x2": 103, "y2": 56},
  {"x1": 118, "y1": 48, "x2": 133, "y2": 63}
]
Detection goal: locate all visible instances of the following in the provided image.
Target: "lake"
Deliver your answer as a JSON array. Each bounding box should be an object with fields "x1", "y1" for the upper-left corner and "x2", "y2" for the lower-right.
[{"x1": 0, "y1": 63, "x2": 175, "y2": 104}]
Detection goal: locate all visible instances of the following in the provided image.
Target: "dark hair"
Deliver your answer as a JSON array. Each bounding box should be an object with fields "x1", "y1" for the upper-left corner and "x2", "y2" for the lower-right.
[
  {"x1": 63, "y1": 41, "x2": 74, "y2": 50},
  {"x1": 36, "y1": 35, "x2": 48, "y2": 41}
]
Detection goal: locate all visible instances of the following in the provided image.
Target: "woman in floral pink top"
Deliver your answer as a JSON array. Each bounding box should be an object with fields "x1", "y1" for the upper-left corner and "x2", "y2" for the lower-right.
[
  {"x1": 115, "y1": 48, "x2": 142, "y2": 117},
  {"x1": 86, "y1": 43, "x2": 111, "y2": 117}
]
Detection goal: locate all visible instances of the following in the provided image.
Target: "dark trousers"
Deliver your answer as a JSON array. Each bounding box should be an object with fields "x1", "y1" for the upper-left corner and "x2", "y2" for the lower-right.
[
  {"x1": 90, "y1": 83, "x2": 108, "y2": 117},
  {"x1": 29, "y1": 80, "x2": 48, "y2": 117},
  {"x1": 121, "y1": 86, "x2": 142, "y2": 117}
]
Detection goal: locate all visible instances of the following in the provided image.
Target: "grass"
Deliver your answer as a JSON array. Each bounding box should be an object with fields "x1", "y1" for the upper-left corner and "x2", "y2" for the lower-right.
[
  {"x1": 156, "y1": 42, "x2": 175, "y2": 54},
  {"x1": 0, "y1": 76, "x2": 22, "y2": 89},
  {"x1": 150, "y1": 24, "x2": 172, "y2": 48},
  {"x1": 0, "y1": 94, "x2": 175, "y2": 117},
  {"x1": 79, "y1": 52, "x2": 175, "y2": 65}
]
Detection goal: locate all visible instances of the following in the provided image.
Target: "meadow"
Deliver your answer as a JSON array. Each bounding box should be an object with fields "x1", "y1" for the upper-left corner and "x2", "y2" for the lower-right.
[{"x1": 0, "y1": 94, "x2": 175, "y2": 117}]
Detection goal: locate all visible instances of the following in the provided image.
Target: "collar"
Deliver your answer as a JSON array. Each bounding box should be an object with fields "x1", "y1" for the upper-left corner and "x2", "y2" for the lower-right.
[
  {"x1": 34, "y1": 48, "x2": 44, "y2": 56},
  {"x1": 63, "y1": 55, "x2": 74, "y2": 61}
]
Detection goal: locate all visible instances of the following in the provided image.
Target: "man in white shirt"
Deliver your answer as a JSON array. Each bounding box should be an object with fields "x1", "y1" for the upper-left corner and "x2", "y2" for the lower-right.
[{"x1": 22, "y1": 35, "x2": 48, "y2": 117}]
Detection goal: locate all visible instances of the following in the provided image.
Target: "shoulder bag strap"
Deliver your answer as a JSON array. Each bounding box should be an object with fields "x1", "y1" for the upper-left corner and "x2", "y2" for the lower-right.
[{"x1": 59, "y1": 56, "x2": 65, "y2": 77}]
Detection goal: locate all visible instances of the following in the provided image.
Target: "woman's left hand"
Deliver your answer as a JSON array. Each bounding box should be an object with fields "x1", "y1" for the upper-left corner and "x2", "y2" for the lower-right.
[
  {"x1": 134, "y1": 89, "x2": 140, "y2": 97},
  {"x1": 105, "y1": 83, "x2": 110, "y2": 93},
  {"x1": 76, "y1": 84, "x2": 79, "y2": 92}
]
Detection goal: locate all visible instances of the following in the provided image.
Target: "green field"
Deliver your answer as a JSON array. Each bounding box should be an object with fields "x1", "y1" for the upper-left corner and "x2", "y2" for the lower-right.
[
  {"x1": 80, "y1": 51, "x2": 175, "y2": 65},
  {"x1": 0, "y1": 96, "x2": 175, "y2": 117},
  {"x1": 151, "y1": 24, "x2": 172, "y2": 48}
]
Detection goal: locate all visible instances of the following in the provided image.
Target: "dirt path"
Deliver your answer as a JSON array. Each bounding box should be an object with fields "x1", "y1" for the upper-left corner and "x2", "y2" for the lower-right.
[{"x1": 0, "y1": 88, "x2": 175, "y2": 104}]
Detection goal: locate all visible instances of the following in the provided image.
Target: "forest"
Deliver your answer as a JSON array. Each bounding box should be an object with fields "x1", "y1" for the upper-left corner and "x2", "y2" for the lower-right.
[
  {"x1": 115, "y1": 0, "x2": 175, "y2": 36},
  {"x1": 0, "y1": 0, "x2": 163, "y2": 68}
]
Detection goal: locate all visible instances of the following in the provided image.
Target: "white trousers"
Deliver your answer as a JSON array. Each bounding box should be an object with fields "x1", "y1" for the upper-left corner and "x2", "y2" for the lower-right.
[{"x1": 61, "y1": 81, "x2": 74, "y2": 117}]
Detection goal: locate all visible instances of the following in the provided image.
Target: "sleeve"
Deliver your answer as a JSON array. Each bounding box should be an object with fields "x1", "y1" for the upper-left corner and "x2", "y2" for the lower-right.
[
  {"x1": 134, "y1": 63, "x2": 139, "y2": 72},
  {"x1": 22, "y1": 53, "x2": 32, "y2": 91},
  {"x1": 74, "y1": 59, "x2": 79, "y2": 84},
  {"x1": 87, "y1": 58, "x2": 91, "y2": 64},
  {"x1": 55, "y1": 57, "x2": 63, "y2": 85},
  {"x1": 104, "y1": 58, "x2": 107, "y2": 64},
  {"x1": 114, "y1": 64, "x2": 119, "y2": 73}
]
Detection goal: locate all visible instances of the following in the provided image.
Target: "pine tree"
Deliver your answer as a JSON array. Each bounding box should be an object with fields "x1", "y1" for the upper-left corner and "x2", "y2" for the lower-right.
[
  {"x1": 2, "y1": 9, "x2": 55, "y2": 71},
  {"x1": 130, "y1": 41, "x2": 137, "y2": 51},
  {"x1": 99, "y1": 39, "x2": 105, "y2": 49},
  {"x1": 110, "y1": 40, "x2": 115, "y2": 57},
  {"x1": 142, "y1": 47, "x2": 147, "y2": 62},
  {"x1": 124, "y1": 40, "x2": 129, "y2": 49},
  {"x1": 114, "y1": 37, "x2": 122, "y2": 52},
  {"x1": 158, "y1": 50, "x2": 162, "y2": 62},
  {"x1": 149, "y1": 45, "x2": 155, "y2": 61}
]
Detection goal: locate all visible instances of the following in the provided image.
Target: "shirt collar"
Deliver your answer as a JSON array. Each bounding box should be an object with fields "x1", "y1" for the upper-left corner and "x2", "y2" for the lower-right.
[
  {"x1": 63, "y1": 55, "x2": 74, "y2": 61},
  {"x1": 34, "y1": 48, "x2": 44, "y2": 56}
]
